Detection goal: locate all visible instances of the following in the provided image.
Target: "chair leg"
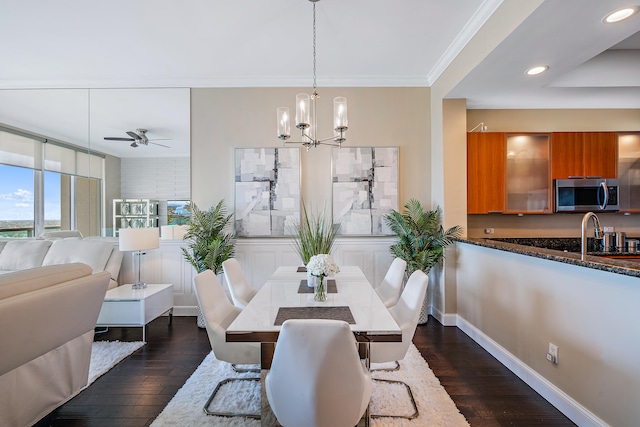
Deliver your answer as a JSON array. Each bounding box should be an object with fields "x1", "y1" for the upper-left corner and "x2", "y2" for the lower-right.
[
  {"x1": 369, "y1": 360, "x2": 400, "y2": 372},
  {"x1": 370, "y1": 378, "x2": 419, "y2": 420},
  {"x1": 232, "y1": 363, "x2": 260, "y2": 373},
  {"x1": 203, "y1": 377, "x2": 261, "y2": 419}
]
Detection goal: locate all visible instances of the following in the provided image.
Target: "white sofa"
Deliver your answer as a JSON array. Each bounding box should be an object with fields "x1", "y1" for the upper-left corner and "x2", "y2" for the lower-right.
[
  {"x1": 0, "y1": 238, "x2": 123, "y2": 289},
  {"x1": 0, "y1": 263, "x2": 111, "y2": 427}
]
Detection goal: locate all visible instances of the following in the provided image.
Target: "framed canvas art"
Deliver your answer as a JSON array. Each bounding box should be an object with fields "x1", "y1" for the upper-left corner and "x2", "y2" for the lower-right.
[
  {"x1": 332, "y1": 146, "x2": 398, "y2": 235},
  {"x1": 234, "y1": 147, "x2": 300, "y2": 237}
]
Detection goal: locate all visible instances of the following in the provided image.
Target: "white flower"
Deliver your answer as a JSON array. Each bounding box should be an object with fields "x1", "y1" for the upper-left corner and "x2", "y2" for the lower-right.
[{"x1": 306, "y1": 254, "x2": 340, "y2": 277}]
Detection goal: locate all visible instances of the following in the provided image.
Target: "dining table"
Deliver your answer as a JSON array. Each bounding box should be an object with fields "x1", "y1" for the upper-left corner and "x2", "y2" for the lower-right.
[
  {"x1": 226, "y1": 265, "x2": 402, "y2": 366},
  {"x1": 225, "y1": 265, "x2": 402, "y2": 426}
]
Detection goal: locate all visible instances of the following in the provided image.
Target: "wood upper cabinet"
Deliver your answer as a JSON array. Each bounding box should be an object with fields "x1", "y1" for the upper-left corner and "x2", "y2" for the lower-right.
[
  {"x1": 467, "y1": 132, "x2": 506, "y2": 214},
  {"x1": 583, "y1": 132, "x2": 618, "y2": 178},
  {"x1": 551, "y1": 132, "x2": 617, "y2": 179}
]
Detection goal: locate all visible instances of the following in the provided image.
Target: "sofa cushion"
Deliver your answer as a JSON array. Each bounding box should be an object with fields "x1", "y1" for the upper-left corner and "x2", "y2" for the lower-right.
[
  {"x1": 0, "y1": 240, "x2": 52, "y2": 270},
  {"x1": 0, "y1": 263, "x2": 92, "y2": 300},
  {"x1": 42, "y1": 239, "x2": 113, "y2": 274}
]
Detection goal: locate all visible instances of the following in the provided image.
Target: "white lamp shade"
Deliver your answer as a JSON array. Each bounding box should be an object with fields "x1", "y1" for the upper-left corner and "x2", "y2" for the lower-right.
[{"x1": 119, "y1": 227, "x2": 160, "y2": 251}]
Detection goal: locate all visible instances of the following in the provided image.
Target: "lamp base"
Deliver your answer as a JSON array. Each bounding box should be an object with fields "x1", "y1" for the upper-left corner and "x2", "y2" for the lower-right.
[{"x1": 132, "y1": 282, "x2": 147, "y2": 290}]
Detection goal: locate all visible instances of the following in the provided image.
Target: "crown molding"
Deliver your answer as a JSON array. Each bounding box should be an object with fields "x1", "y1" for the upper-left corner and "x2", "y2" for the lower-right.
[{"x1": 426, "y1": 0, "x2": 504, "y2": 85}]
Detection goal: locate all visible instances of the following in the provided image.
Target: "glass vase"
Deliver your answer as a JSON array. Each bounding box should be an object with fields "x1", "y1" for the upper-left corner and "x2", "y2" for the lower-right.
[
  {"x1": 307, "y1": 270, "x2": 316, "y2": 288},
  {"x1": 314, "y1": 275, "x2": 327, "y2": 302}
]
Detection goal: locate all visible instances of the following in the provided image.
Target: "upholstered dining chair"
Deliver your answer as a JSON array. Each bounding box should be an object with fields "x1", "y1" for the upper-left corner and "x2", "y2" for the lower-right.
[
  {"x1": 222, "y1": 258, "x2": 257, "y2": 309},
  {"x1": 193, "y1": 269, "x2": 260, "y2": 419},
  {"x1": 375, "y1": 257, "x2": 407, "y2": 308},
  {"x1": 370, "y1": 269, "x2": 429, "y2": 420},
  {"x1": 265, "y1": 319, "x2": 372, "y2": 427}
]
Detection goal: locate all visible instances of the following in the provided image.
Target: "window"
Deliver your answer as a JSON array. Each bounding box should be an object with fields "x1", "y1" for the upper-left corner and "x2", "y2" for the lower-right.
[
  {"x1": 0, "y1": 127, "x2": 104, "y2": 237},
  {"x1": 0, "y1": 164, "x2": 35, "y2": 237},
  {"x1": 44, "y1": 171, "x2": 62, "y2": 233}
]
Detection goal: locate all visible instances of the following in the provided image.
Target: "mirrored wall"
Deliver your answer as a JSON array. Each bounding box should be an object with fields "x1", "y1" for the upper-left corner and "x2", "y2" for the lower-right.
[{"x1": 0, "y1": 88, "x2": 190, "y2": 238}]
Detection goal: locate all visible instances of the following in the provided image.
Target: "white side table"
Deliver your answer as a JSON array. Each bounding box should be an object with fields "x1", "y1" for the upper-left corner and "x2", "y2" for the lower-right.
[{"x1": 96, "y1": 284, "x2": 174, "y2": 342}]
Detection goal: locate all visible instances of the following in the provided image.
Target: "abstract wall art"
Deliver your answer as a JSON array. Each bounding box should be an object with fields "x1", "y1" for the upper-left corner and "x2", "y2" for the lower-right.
[
  {"x1": 234, "y1": 147, "x2": 300, "y2": 237},
  {"x1": 332, "y1": 146, "x2": 398, "y2": 235}
]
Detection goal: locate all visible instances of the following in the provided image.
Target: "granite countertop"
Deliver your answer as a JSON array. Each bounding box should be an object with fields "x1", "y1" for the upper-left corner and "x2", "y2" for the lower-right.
[{"x1": 457, "y1": 237, "x2": 640, "y2": 279}]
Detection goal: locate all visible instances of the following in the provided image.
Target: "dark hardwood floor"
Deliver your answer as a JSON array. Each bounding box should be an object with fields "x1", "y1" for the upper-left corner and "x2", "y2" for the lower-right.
[
  {"x1": 415, "y1": 319, "x2": 575, "y2": 427},
  {"x1": 35, "y1": 315, "x2": 575, "y2": 427}
]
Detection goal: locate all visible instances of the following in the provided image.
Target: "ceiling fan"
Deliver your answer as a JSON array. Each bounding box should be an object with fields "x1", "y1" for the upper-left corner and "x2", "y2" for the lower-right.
[{"x1": 104, "y1": 128, "x2": 171, "y2": 148}]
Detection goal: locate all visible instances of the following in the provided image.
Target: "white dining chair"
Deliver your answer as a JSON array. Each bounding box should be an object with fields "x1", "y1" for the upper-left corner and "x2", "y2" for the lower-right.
[
  {"x1": 375, "y1": 257, "x2": 407, "y2": 308},
  {"x1": 222, "y1": 258, "x2": 257, "y2": 309},
  {"x1": 370, "y1": 269, "x2": 429, "y2": 420},
  {"x1": 265, "y1": 319, "x2": 372, "y2": 427},
  {"x1": 193, "y1": 269, "x2": 260, "y2": 419}
]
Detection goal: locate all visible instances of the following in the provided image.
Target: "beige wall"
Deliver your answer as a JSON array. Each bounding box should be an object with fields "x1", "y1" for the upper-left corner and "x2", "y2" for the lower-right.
[
  {"x1": 466, "y1": 109, "x2": 640, "y2": 238},
  {"x1": 429, "y1": 0, "x2": 545, "y2": 320},
  {"x1": 467, "y1": 109, "x2": 640, "y2": 133},
  {"x1": 190, "y1": 87, "x2": 430, "y2": 213}
]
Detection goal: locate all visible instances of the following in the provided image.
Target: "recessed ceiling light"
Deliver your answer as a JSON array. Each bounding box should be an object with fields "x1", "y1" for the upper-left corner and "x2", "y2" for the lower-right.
[
  {"x1": 603, "y1": 7, "x2": 638, "y2": 23},
  {"x1": 526, "y1": 66, "x2": 548, "y2": 76}
]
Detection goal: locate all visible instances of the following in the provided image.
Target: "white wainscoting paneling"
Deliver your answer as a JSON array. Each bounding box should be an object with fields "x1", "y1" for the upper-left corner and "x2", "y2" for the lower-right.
[{"x1": 117, "y1": 236, "x2": 398, "y2": 315}]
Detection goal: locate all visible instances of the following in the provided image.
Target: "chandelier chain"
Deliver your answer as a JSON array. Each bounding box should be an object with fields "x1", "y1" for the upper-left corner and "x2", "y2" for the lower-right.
[
  {"x1": 275, "y1": 0, "x2": 347, "y2": 148},
  {"x1": 312, "y1": 1, "x2": 317, "y2": 93}
]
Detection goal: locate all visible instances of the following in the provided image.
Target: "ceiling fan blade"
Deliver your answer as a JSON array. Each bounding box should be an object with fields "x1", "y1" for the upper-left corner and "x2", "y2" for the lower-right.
[
  {"x1": 149, "y1": 141, "x2": 171, "y2": 148},
  {"x1": 104, "y1": 137, "x2": 134, "y2": 141},
  {"x1": 148, "y1": 138, "x2": 172, "y2": 141},
  {"x1": 126, "y1": 131, "x2": 141, "y2": 139}
]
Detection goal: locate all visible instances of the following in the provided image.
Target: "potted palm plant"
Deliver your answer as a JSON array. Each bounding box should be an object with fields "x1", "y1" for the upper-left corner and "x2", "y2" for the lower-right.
[
  {"x1": 181, "y1": 200, "x2": 235, "y2": 327},
  {"x1": 291, "y1": 202, "x2": 340, "y2": 266},
  {"x1": 384, "y1": 199, "x2": 462, "y2": 323},
  {"x1": 182, "y1": 200, "x2": 235, "y2": 274}
]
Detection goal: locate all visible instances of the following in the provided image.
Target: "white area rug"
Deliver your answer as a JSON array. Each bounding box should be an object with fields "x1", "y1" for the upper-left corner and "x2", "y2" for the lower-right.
[
  {"x1": 151, "y1": 344, "x2": 470, "y2": 427},
  {"x1": 88, "y1": 340, "x2": 144, "y2": 384}
]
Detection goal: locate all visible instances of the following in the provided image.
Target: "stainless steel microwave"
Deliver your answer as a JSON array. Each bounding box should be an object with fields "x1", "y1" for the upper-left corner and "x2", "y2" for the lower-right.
[{"x1": 554, "y1": 178, "x2": 619, "y2": 212}]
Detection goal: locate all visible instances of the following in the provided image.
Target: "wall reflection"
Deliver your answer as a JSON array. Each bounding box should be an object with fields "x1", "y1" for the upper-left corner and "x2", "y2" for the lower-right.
[{"x1": 0, "y1": 88, "x2": 190, "y2": 238}]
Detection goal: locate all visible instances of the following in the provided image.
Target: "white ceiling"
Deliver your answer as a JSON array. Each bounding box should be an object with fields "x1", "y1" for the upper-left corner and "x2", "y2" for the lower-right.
[
  {"x1": 0, "y1": 0, "x2": 638, "y2": 158},
  {"x1": 449, "y1": 0, "x2": 640, "y2": 109}
]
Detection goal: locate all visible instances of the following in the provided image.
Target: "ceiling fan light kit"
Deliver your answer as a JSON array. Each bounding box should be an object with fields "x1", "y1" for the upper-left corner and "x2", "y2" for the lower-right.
[
  {"x1": 276, "y1": 0, "x2": 348, "y2": 151},
  {"x1": 104, "y1": 128, "x2": 171, "y2": 148}
]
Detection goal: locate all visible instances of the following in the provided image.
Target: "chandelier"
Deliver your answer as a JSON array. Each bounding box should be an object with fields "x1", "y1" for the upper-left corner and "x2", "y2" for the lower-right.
[{"x1": 276, "y1": 0, "x2": 348, "y2": 150}]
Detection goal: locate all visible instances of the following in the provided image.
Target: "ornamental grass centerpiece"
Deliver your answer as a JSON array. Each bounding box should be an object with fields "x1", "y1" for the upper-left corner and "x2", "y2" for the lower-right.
[
  {"x1": 306, "y1": 254, "x2": 340, "y2": 302},
  {"x1": 291, "y1": 203, "x2": 340, "y2": 266}
]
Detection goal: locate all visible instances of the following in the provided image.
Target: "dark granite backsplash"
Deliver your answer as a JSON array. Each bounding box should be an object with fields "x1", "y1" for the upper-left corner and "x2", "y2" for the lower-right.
[
  {"x1": 490, "y1": 237, "x2": 601, "y2": 253},
  {"x1": 489, "y1": 237, "x2": 640, "y2": 255}
]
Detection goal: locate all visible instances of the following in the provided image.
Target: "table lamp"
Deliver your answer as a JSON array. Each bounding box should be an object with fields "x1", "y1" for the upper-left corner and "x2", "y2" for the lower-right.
[{"x1": 119, "y1": 227, "x2": 160, "y2": 289}]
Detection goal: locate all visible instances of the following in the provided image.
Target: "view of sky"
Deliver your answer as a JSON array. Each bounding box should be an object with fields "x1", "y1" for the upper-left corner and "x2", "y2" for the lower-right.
[{"x1": 0, "y1": 164, "x2": 61, "y2": 221}]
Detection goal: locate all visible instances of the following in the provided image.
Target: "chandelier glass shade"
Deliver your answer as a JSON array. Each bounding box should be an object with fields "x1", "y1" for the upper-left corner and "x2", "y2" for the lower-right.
[{"x1": 276, "y1": 0, "x2": 348, "y2": 150}]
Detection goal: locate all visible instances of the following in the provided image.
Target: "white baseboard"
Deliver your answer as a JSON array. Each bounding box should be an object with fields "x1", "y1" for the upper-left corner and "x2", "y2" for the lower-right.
[
  {"x1": 456, "y1": 316, "x2": 609, "y2": 427},
  {"x1": 428, "y1": 305, "x2": 458, "y2": 326}
]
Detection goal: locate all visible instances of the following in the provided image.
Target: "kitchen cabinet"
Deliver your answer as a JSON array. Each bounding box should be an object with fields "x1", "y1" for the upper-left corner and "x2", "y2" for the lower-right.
[
  {"x1": 467, "y1": 132, "x2": 505, "y2": 214},
  {"x1": 505, "y1": 134, "x2": 551, "y2": 213},
  {"x1": 551, "y1": 132, "x2": 617, "y2": 180},
  {"x1": 618, "y1": 132, "x2": 640, "y2": 212},
  {"x1": 113, "y1": 199, "x2": 159, "y2": 237}
]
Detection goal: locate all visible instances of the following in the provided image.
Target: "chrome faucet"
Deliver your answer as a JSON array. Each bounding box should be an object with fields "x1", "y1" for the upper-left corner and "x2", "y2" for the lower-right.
[{"x1": 581, "y1": 212, "x2": 603, "y2": 260}]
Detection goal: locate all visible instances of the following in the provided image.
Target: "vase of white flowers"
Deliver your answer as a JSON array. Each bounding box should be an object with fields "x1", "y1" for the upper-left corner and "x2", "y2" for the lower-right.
[{"x1": 306, "y1": 254, "x2": 340, "y2": 302}]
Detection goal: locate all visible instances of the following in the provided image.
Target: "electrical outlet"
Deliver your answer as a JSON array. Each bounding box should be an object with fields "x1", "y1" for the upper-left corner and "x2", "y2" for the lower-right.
[
  {"x1": 484, "y1": 228, "x2": 495, "y2": 234},
  {"x1": 547, "y1": 343, "x2": 558, "y2": 364},
  {"x1": 603, "y1": 226, "x2": 614, "y2": 233}
]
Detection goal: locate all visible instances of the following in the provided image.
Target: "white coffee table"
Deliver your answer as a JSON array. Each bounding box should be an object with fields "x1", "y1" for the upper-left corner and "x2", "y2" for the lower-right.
[{"x1": 96, "y1": 283, "x2": 174, "y2": 342}]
